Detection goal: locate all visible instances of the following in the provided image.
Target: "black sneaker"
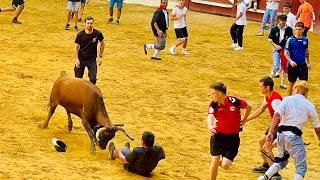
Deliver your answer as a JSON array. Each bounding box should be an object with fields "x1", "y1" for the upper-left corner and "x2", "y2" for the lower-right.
[
  {"x1": 124, "y1": 142, "x2": 130, "y2": 149},
  {"x1": 65, "y1": 24, "x2": 70, "y2": 30},
  {"x1": 78, "y1": 18, "x2": 82, "y2": 22},
  {"x1": 108, "y1": 18, "x2": 113, "y2": 23},
  {"x1": 151, "y1": 57, "x2": 162, "y2": 61},
  {"x1": 74, "y1": 26, "x2": 79, "y2": 32},
  {"x1": 280, "y1": 85, "x2": 287, "y2": 90},
  {"x1": 108, "y1": 142, "x2": 116, "y2": 160},
  {"x1": 271, "y1": 173, "x2": 282, "y2": 180},
  {"x1": 144, "y1": 44, "x2": 148, "y2": 55},
  {"x1": 274, "y1": 74, "x2": 280, "y2": 78},
  {"x1": 12, "y1": 19, "x2": 22, "y2": 24},
  {"x1": 115, "y1": 20, "x2": 120, "y2": 25},
  {"x1": 252, "y1": 164, "x2": 269, "y2": 173}
]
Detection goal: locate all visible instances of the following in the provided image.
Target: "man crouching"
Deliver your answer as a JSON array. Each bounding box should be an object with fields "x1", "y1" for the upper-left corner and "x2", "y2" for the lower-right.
[{"x1": 108, "y1": 131, "x2": 165, "y2": 177}]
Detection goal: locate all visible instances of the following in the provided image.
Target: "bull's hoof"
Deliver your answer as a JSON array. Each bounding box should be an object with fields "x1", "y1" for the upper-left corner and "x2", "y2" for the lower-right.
[
  {"x1": 68, "y1": 126, "x2": 73, "y2": 132},
  {"x1": 39, "y1": 124, "x2": 47, "y2": 129}
]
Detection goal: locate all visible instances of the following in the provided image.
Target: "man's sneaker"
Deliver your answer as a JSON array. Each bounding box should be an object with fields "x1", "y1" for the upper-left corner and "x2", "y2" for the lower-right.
[
  {"x1": 234, "y1": 47, "x2": 244, "y2": 51},
  {"x1": 169, "y1": 46, "x2": 176, "y2": 55},
  {"x1": 151, "y1": 56, "x2": 162, "y2": 61},
  {"x1": 271, "y1": 173, "x2": 282, "y2": 180},
  {"x1": 144, "y1": 44, "x2": 148, "y2": 55},
  {"x1": 274, "y1": 71, "x2": 280, "y2": 78},
  {"x1": 108, "y1": 18, "x2": 113, "y2": 23},
  {"x1": 115, "y1": 20, "x2": 120, "y2": 25},
  {"x1": 280, "y1": 85, "x2": 287, "y2": 90},
  {"x1": 78, "y1": 18, "x2": 82, "y2": 22},
  {"x1": 65, "y1": 24, "x2": 70, "y2": 30},
  {"x1": 257, "y1": 175, "x2": 268, "y2": 180},
  {"x1": 181, "y1": 49, "x2": 191, "y2": 55},
  {"x1": 230, "y1": 43, "x2": 239, "y2": 49},
  {"x1": 12, "y1": 19, "x2": 22, "y2": 24},
  {"x1": 257, "y1": 31, "x2": 264, "y2": 36},
  {"x1": 124, "y1": 142, "x2": 130, "y2": 149},
  {"x1": 252, "y1": 164, "x2": 269, "y2": 173},
  {"x1": 74, "y1": 26, "x2": 79, "y2": 32},
  {"x1": 108, "y1": 142, "x2": 116, "y2": 160}
]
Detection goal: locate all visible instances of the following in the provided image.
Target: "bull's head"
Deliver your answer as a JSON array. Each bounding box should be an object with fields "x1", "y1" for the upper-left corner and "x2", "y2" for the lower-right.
[{"x1": 95, "y1": 125, "x2": 134, "y2": 150}]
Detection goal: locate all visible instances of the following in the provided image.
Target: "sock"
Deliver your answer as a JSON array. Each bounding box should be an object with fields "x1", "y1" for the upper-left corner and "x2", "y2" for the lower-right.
[
  {"x1": 265, "y1": 163, "x2": 280, "y2": 179},
  {"x1": 294, "y1": 174, "x2": 304, "y2": 180},
  {"x1": 146, "y1": 44, "x2": 154, "y2": 49},
  {"x1": 153, "y1": 49, "x2": 159, "y2": 57}
]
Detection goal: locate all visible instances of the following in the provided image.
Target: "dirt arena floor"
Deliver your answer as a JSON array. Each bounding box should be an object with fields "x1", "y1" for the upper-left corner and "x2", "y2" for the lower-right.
[{"x1": 0, "y1": 0, "x2": 319, "y2": 179}]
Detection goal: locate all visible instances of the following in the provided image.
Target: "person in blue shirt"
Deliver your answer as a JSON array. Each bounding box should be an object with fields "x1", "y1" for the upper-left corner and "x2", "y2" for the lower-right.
[{"x1": 284, "y1": 22, "x2": 310, "y2": 95}]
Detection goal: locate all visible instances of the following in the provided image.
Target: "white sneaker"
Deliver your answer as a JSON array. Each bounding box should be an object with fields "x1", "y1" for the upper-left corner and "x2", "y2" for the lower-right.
[
  {"x1": 257, "y1": 175, "x2": 268, "y2": 180},
  {"x1": 230, "y1": 43, "x2": 239, "y2": 49},
  {"x1": 234, "y1": 47, "x2": 243, "y2": 51},
  {"x1": 169, "y1": 46, "x2": 176, "y2": 55},
  {"x1": 181, "y1": 49, "x2": 191, "y2": 55}
]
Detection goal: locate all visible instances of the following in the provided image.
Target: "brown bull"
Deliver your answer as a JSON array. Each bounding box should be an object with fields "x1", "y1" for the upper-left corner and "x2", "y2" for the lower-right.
[{"x1": 42, "y1": 71, "x2": 134, "y2": 154}]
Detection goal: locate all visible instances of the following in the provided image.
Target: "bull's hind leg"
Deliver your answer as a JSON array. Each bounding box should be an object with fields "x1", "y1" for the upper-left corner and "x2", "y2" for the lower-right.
[
  {"x1": 66, "y1": 110, "x2": 73, "y2": 132},
  {"x1": 42, "y1": 104, "x2": 57, "y2": 129}
]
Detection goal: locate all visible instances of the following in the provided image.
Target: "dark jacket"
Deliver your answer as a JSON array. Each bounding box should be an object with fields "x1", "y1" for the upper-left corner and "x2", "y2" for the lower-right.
[
  {"x1": 151, "y1": 9, "x2": 169, "y2": 37},
  {"x1": 268, "y1": 25, "x2": 293, "y2": 48}
]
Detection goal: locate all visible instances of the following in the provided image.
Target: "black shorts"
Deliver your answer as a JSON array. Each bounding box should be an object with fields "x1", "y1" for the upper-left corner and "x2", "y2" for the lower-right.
[
  {"x1": 174, "y1": 27, "x2": 188, "y2": 40},
  {"x1": 288, "y1": 64, "x2": 308, "y2": 83},
  {"x1": 264, "y1": 127, "x2": 278, "y2": 141},
  {"x1": 12, "y1": 0, "x2": 24, "y2": 7},
  {"x1": 210, "y1": 133, "x2": 240, "y2": 161}
]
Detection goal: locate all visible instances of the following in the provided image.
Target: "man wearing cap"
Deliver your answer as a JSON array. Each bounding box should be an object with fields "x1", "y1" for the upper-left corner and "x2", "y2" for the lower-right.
[
  {"x1": 108, "y1": 131, "x2": 165, "y2": 176},
  {"x1": 258, "y1": 81, "x2": 320, "y2": 180},
  {"x1": 282, "y1": 2, "x2": 296, "y2": 28},
  {"x1": 268, "y1": 14, "x2": 293, "y2": 89}
]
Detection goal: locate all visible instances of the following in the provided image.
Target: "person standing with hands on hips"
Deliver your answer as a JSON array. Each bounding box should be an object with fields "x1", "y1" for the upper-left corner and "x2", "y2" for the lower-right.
[
  {"x1": 74, "y1": 16, "x2": 105, "y2": 85},
  {"x1": 230, "y1": 0, "x2": 247, "y2": 51}
]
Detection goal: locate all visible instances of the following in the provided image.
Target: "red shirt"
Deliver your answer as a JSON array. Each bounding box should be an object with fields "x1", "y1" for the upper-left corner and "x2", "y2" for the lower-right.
[
  {"x1": 208, "y1": 96, "x2": 247, "y2": 134},
  {"x1": 265, "y1": 91, "x2": 283, "y2": 119}
]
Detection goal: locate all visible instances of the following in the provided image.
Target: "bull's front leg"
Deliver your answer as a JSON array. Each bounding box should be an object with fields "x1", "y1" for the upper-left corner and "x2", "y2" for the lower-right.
[{"x1": 82, "y1": 119, "x2": 96, "y2": 155}]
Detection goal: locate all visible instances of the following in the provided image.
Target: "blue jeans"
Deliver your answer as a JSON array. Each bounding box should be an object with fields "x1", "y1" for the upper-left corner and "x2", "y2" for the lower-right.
[
  {"x1": 109, "y1": 0, "x2": 123, "y2": 9},
  {"x1": 261, "y1": 9, "x2": 277, "y2": 30},
  {"x1": 276, "y1": 132, "x2": 307, "y2": 177},
  {"x1": 272, "y1": 49, "x2": 281, "y2": 73}
]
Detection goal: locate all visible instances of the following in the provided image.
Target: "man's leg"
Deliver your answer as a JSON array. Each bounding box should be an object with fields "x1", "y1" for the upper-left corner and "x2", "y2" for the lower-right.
[
  {"x1": 289, "y1": 136, "x2": 307, "y2": 180},
  {"x1": 220, "y1": 157, "x2": 233, "y2": 170},
  {"x1": 115, "y1": 0, "x2": 123, "y2": 24},
  {"x1": 210, "y1": 156, "x2": 220, "y2": 180},
  {"x1": 259, "y1": 9, "x2": 270, "y2": 35},
  {"x1": 0, "y1": 5, "x2": 16, "y2": 12},
  {"x1": 87, "y1": 62, "x2": 97, "y2": 85},
  {"x1": 74, "y1": 64, "x2": 85, "y2": 79},
  {"x1": 78, "y1": 0, "x2": 86, "y2": 21},
  {"x1": 272, "y1": 50, "x2": 281, "y2": 77},
  {"x1": 108, "y1": 0, "x2": 116, "y2": 23},
  {"x1": 230, "y1": 24, "x2": 238, "y2": 45},
  {"x1": 12, "y1": 3, "x2": 24, "y2": 22},
  {"x1": 152, "y1": 34, "x2": 167, "y2": 59},
  {"x1": 287, "y1": 65, "x2": 298, "y2": 96},
  {"x1": 269, "y1": 10, "x2": 277, "y2": 28},
  {"x1": 237, "y1": 25, "x2": 244, "y2": 48}
]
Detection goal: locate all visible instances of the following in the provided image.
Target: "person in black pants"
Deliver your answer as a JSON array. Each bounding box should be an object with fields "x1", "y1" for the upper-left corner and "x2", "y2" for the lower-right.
[
  {"x1": 74, "y1": 16, "x2": 105, "y2": 85},
  {"x1": 230, "y1": 0, "x2": 247, "y2": 51}
]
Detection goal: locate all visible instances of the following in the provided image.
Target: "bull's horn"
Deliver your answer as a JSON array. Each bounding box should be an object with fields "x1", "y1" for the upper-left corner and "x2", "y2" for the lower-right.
[
  {"x1": 114, "y1": 124, "x2": 124, "y2": 127},
  {"x1": 96, "y1": 127, "x2": 107, "y2": 141},
  {"x1": 115, "y1": 126, "x2": 134, "y2": 141}
]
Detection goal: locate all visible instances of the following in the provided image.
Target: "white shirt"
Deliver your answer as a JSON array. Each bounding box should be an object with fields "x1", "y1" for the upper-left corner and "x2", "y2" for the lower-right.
[
  {"x1": 172, "y1": 6, "x2": 188, "y2": 29},
  {"x1": 236, "y1": 2, "x2": 247, "y2": 26},
  {"x1": 266, "y1": 0, "x2": 279, "y2": 10},
  {"x1": 279, "y1": 24, "x2": 286, "y2": 43},
  {"x1": 163, "y1": 10, "x2": 169, "y2": 28},
  {"x1": 286, "y1": 12, "x2": 297, "y2": 28},
  {"x1": 276, "y1": 94, "x2": 320, "y2": 133}
]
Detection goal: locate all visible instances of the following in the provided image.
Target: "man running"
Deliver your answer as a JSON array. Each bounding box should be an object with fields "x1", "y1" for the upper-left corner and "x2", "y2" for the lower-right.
[
  {"x1": 284, "y1": 22, "x2": 310, "y2": 95},
  {"x1": 66, "y1": 0, "x2": 81, "y2": 31},
  {"x1": 74, "y1": 16, "x2": 105, "y2": 85},
  {"x1": 230, "y1": 0, "x2": 247, "y2": 51},
  {"x1": 108, "y1": 131, "x2": 165, "y2": 177},
  {"x1": 296, "y1": 0, "x2": 315, "y2": 37},
  {"x1": 208, "y1": 82, "x2": 252, "y2": 180},
  {"x1": 244, "y1": 77, "x2": 282, "y2": 180},
  {"x1": 169, "y1": 0, "x2": 190, "y2": 55},
  {"x1": 107, "y1": 0, "x2": 123, "y2": 25},
  {"x1": 0, "y1": 0, "x2": 25, "y2": 24},
  {"x1": 282, "y1": 2, "x2": 296, "y2": 28},
  {"x1": 258, "y1": 0, "x2": 280, "y2": 36},
  {"x1": 258, "y1": 81, "x2": 320, "y2": 180},
  {"x1": 144, "y1": 0, "x2": 169, "y2": 61},
  {"x1": 268, "y1": 14, "x2": 293, "y2": 89}
]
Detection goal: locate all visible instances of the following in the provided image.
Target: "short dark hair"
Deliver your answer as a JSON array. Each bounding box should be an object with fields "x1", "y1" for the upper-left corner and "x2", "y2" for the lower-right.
[
  {"x1": 284, "y1": 2, "x2": 292, "y2": 8},
  {"x1": 259, "y1": 76, "x2": 274, "y2": 91},
  {"x1": 279, "y1": 14, "x2": 287, "y2": 21},
  {"x1": 210, "y1": 82, "x2": 227, "y2": 94},
  {"x1": 295, "y1": 22, "x2": 304, "y2": 29},
  {"x1": 84, "y1": 16, "x2": 94, "y2": 23},
  {"x1": 142, "y1": 131, "x2": 155, "y2": 148}
]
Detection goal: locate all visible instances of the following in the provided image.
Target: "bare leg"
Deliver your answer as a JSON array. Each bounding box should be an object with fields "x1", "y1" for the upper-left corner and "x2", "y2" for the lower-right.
[
  {"x1": 220, "y1": 157, "x2": 233, "y2": 170},
  {"x1": 66, "y1": 10, "x2": 71, "y2": 24},
  {"x1": 183, "y1": 39, "x2": 188, "y2": 49},
  {"x1": 117, "y1": 8, "x2": 121, "y2": 20},
  {"x1": 287, "y1": 82, "x2": 294, "y2": 96},
  {"x1": 78, "y1": 3, "x2": 85, "y2": 20},
  {"x1": 109, "y1": 7, "x2": 113, "y2": 18},
  {"x1": 175, "y1": 39, "x2": 185, "y2": 48},
  {"x1": 82, "y1": 119, "x2": 96, "y2": 155},
  {"x1": 13, "y1": 4, "x2": 24, "y2": 19},
  {"x1": 0, "y1": 6, "x2": 16, "y2": 12},
  {"x1": 210, "y1": 156, "x2": 220, "y2": 180},
  {"x1": 66, "y1": 110, "x2": 73, "y2": 132},
  {"x1": 259, "y1": 135, "x2": 269, "y2": 165},
  {"x1": 74, "y1": 11, "x2": 78, "y2": 26},
  {"x1": 42, "y1": 104, "x2": 57, "y2": 128}
]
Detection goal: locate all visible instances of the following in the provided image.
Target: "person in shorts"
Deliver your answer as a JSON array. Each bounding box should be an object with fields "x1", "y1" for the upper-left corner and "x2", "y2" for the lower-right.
[
  {"x1": 78, "y1": 0, "x2": 88, "y2": 22},
  {"x1": 108, "y1": 131, "x2": 165, "y2": 177},
  {"x1": 0, "y1": 0, "x2": 25, "y2": 24},
  {"x1": 244, "y1": 77, "x2": 282, "y2": 180},
  {"x1": 284, "y1": 22, "x2": 310, "y2": 95},
  {"x1": 74, "y1": 16, "x2": 105, "y2": 85},
  {"x1": 66, "y1": 0, "x2": 81, "y2": 31},
  {"x1": 208, "y1": 83, "x2": 252, "y2": 180},
  {"x1": 169, "y1": 0, "x2": 190, "y2": 55},
  {"x1": 230, "y1": 0, "x2": 247, "y2": 51},
  {"x1": 107, "y1": 0, "x2": 124, "y2": 25}
]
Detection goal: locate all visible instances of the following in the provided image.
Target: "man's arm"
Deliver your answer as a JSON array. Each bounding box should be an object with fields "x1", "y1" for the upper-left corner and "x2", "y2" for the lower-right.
[
  {"x1": 234, "y1": 12, "x2": 243, "y2": 24},
  {"x1": 268, "y1": 38, "x2": 282, "y2": 50},
  {"x1": 116, "y1": 149, "x2": 129, "y2": 165},
  {"x1": 306, "y1": 48, "x2": 310, "y2": 64},
  {"x1": 296, "y1": 7, "x2": 302, "y2": 20},
  {"x1": 75, "y1": 43, "x2": 80, "y2": 68},
  {"x1": 99, "y1": 40, "x2": 105, "y2": 58},
  {"x1": 242, "y1": 103, "x2": 252, "y2": 123},
  {"x1": 285, "y1": 49, "x2": 297, "y2": 67},
  {"x1": 244, "y1": 102, "x2": 268, "y2": 124}
]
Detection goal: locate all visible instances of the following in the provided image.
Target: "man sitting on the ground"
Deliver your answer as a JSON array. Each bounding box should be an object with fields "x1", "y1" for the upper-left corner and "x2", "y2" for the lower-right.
[{"x1": 108, "y1": 131, "x2": 165, "y2": 176}]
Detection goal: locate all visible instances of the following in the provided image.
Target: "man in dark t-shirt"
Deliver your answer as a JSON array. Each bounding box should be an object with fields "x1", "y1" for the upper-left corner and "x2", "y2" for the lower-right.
[
  {"x1": 74, "y1": 16, "x2": 105, "y2": 85},
  {"x1": 108, "y1": 131, "x2": 165, "y2": 176}
]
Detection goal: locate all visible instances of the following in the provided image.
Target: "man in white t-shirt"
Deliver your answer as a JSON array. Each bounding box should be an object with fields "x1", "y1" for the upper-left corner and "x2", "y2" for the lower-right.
[
  {"x1": 230, "y1": 0, "x2": 247, "y2": 51},
  {"x1": 283, "y1": 2, "x2": 296, "y2": 28},
  {"x1": 169, "y1": 0, "x2": 190, "y2": 55},
  {"x1": 258, "y1": 0, "x2": 280, "y2": 36}
]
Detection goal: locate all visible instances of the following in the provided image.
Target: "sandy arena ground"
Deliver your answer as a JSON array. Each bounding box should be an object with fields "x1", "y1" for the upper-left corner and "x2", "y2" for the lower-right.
[{"x1": 0, "y1": 0, "x2": 319, "y2": 179}]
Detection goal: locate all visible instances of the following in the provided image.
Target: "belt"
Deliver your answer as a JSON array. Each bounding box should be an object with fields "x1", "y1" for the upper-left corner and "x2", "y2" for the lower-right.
[{"x1": 278, "y1": 125, "x2": 302, "y2": 137}]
